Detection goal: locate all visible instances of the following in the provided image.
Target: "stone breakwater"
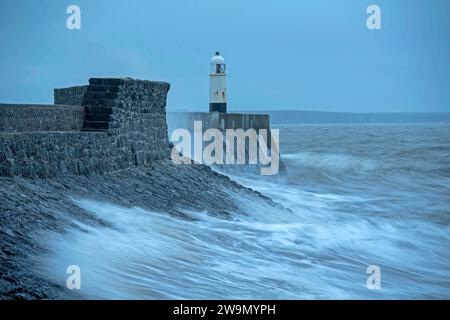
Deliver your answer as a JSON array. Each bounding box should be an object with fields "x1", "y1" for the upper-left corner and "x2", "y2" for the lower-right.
[
  {"x1": 0, "y1": 104, "x2": 84, "y2": 133},
  {"x1": 0, "y1": 160, "x2": 278, "y2": 299},
  {"x1": 0, "y1": 78, "x2": 170, "y2": 178},
  {"x1": 0, "y1": 77, "x2": 281, "y2": 299},
  {"x1": 54, "y1": 85, "x2": 88, "y2": 106}
]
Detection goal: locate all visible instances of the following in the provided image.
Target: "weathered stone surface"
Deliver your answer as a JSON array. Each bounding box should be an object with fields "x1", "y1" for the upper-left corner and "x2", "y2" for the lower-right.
[
  {"x1": 1, "y1": 78, "x2": 171, "y2": 178},
  {"x1": 0, "y1": 129, "x2": 170, "y2": 178},
  {"x1": 0, "y1": 160, "x2": 280, "y2": 299},
  {"x1": 54, "y1": 85, "x2": 88, "y2": 105},
  {"x1": 0, "y1": 77, "x2": 282, "y2": 300},
  {"x1": 0, "y1": 104, "x2": 84, "y2": 133}
]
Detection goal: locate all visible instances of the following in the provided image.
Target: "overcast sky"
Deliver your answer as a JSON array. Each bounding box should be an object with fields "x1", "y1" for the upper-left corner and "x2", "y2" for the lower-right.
[{"x1": 0, "y1": 0, "x2": 449, "y2": 112}]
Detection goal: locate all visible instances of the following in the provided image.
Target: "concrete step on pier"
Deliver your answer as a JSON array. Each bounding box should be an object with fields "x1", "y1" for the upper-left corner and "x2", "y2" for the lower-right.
[
  {"x1": 83, "y1": 105, "x2": 113, "y2": 130},
  {"x1": 81, "y1": 127, "x2": 108, "y2": 132},
  {"x1": 85, "y1": 106, "x2": 113, "y2": 114},
  {"x1": 81, "y1": 82, "x2": 119, "y2": 131},
  {"x1": 83, "y1": 120, "x2": 109, "y2": 130},
  {"x1": 83, "y1": 98, "x2": 116, "y2": 107},
  {"x1": 85, "y1": 112, "x2": 111, "y2": 122}
]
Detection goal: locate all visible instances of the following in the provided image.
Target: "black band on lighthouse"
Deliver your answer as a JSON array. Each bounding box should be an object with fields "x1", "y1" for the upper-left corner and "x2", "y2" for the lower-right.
[{"x1": 209, "y1": 103, "x2": 227, "y2": 113}]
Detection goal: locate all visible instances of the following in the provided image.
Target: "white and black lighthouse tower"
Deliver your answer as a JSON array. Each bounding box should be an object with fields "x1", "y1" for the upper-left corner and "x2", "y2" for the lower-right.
[{"x1": 209, "y1": 51, "x2": 227, "y2": 113}]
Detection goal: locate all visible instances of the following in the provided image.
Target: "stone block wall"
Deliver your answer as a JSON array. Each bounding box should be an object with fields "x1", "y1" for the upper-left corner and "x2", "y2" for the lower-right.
[
  {"x1": 0, "y1": 131, "x2": 159, "y2": 178},
  {"x1": 166, "y1": 111, "x2": 272, "y2": 164},
  {"x1": 0, "y1": 78, "x2": 171, "y2": 178},
  {"x1": 54, "y1": 85, "x2": 88, "y2": 105},
  {"x1": 0, "y1": 104, "x2": 84, "y2": 133},
  {"x1": 167, "y1": 112, "x2": 270, "y2": 135},
  {"x1": 109, "y1": 79, "x2": 170, "y2": 164}
]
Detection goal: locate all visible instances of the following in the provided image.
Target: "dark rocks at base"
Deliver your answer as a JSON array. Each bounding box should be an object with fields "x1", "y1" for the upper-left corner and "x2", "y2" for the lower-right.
[{"x1": 0, "y1": 160, "x2": 281, "y2": 299}]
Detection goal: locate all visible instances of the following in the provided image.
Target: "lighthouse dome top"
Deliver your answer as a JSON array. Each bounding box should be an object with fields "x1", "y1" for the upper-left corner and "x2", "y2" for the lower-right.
[{"x1": 211, "y1": 52, "x2": 225, "y2": 64}]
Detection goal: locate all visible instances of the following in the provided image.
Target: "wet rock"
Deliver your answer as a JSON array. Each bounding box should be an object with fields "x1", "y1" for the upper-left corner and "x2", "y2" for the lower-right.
[{"x1": 0, "y1": 160, "x2": 281, "y2": 299}]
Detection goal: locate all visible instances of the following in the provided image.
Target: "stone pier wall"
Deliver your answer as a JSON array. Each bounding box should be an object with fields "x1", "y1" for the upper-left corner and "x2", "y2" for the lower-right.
[
  {"x1": 167, "y1": 112, "x2": 270, "y2": 136},
  {"x1": 166, "y1": 111, "x2": 272, "y2": 163},
  {"x1": 0, "y1": 78, "x2": 171, "y2": 178},
  {"x1": 0, "y1": 104, "x2": 84, "y2": 133},
  {"x1": 54, "y1": 85, "x2": 88, "y2": 106}
]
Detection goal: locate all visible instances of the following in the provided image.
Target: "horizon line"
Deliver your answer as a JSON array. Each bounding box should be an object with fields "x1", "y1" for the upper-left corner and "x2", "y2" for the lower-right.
[{"x1": 167, "y1": 108, "x2": 450, "y2": 115}]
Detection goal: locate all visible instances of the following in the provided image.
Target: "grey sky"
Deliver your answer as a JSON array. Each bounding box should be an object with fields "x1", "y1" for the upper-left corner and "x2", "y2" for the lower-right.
[{"x1": 0, "y1": 0, "x2": 449, "y2": 112}]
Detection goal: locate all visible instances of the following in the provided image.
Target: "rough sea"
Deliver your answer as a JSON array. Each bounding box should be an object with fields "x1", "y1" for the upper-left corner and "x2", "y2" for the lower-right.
[{"x1": 39, "y1": 123, "x2": 450, "y2": 299}]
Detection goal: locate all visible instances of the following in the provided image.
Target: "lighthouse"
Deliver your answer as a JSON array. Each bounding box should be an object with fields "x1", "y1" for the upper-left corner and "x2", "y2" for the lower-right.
[{"x1": 209, "y1": 51, "x2": 227, "y2": 113}]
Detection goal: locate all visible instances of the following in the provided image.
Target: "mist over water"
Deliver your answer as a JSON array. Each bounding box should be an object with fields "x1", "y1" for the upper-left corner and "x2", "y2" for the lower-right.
[{"x1": 40, "y1": 123, "x2": 450, "y2": 299}]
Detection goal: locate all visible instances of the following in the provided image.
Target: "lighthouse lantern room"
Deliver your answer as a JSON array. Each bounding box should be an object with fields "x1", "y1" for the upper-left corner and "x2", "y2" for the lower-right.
[{"x1": 209, "y1": 51, "x2": 227, "y2": 113}]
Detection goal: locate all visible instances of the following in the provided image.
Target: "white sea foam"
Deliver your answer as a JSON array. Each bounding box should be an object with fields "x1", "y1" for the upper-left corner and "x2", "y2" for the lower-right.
[{"x1": 39, "y1": 123, "x2": 450, "y2": 299}]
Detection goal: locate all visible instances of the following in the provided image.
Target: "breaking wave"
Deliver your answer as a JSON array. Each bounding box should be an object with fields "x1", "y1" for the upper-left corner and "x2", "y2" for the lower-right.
[{"x1": 38, "y1": 123, "x2": 450, "y2": 299}]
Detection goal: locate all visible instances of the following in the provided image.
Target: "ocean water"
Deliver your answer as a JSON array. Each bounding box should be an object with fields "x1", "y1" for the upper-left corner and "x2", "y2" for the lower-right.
[{"x1": 40, "y1": 123, "x2": 450, "y2": 299}]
